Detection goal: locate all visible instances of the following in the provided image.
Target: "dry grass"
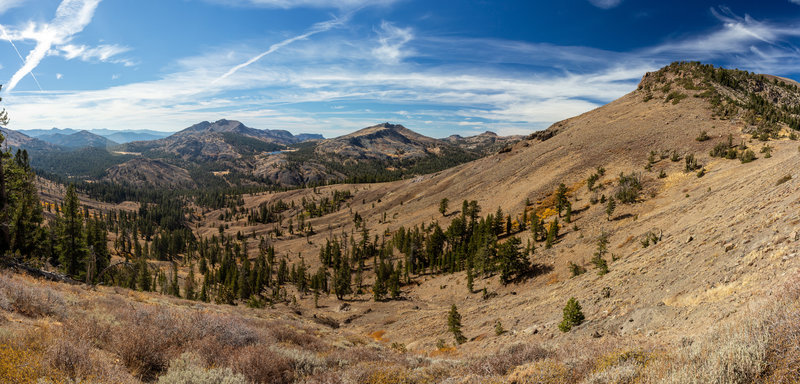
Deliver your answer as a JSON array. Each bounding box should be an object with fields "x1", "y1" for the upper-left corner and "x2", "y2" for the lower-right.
[
  {"x1": 3, "y1": 265, "x2": 800, "y2": 384},
  {"x1": 470, "y1": 343, "x2": 552, "y2": 376},
  {"x1": 0, "y1": 274, "x2": 65, "y2": 319},
  {"x1": 231, "y1": 344, "x2": 294, "y2": 384},
  {"x1": 507, "y1": 358, "x2": 570, "y2": 384}
]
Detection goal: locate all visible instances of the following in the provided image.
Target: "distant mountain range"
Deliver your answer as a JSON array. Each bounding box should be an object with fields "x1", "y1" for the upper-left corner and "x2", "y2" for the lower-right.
[
  {"x1": 37, "y1": 131, "x2": 118, "y2": 149},
  {"x1": 1, "y1": 119, "x2": 519, "y2": 188},
  {"x1": 17, "y1": 126, "x2": 324, "y2": 145},
  {"x1": 18, "y1": 128, "x2": 172, "y2": 144}
]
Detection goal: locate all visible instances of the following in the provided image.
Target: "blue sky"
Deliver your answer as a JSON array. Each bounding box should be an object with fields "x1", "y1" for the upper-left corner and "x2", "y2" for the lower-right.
[{"x1": 0, "y1": 0, "x2": 799, "y2": 138}]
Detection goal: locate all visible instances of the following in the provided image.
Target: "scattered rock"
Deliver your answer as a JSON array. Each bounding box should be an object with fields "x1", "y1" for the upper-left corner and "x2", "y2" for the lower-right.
[
  {"x1": 791, "y1": 231, "x2": 799, "y2": 242},
  {"x1": 522, "y1": 327, "x2": 540, "y2": 335},
  {"x1": 724, "y1": 243, "x2": 735, "y2": 252},
  {"x1": 686, "y1": 236, "x2": 693, "y2": 243},
  {"x1": 592, "y1": 331, "x2": 602, "y2": 338},
  {"x1": 338, "y1": 303, "x2": 351, "y2": 312}
]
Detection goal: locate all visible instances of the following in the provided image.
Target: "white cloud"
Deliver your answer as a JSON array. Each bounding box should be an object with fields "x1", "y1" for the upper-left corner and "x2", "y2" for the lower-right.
[
  {"x1": 372, "y1": 21, "x2": 413, "y2": 64},
  {"x1": 57, "y1": 43, "x2": 132, "y2": 65},
  {"x1": 3, "y1": 6, "x2": 800, "y2": 137},
  {"x1": 650, "y1": 8, "x2": 800, "y2": 57},
  {"x1": 588, "y1": 0, "x2": 622, "y2": 9},
  {"x1": 0, "y1": 0, "x2": 26, "y2": 14},
  {"x1": 791, "y1": 0, "x2": 800, "y2": 5},
  {"x1": 204, "y1": 0, "x2": 398, "y2": 10},
  {"x1": 56, "y1": 73, "x2": 62, "y2": 79},
  {"x1": 4, "y1": 0, "x2": 102, "y2": 92}
]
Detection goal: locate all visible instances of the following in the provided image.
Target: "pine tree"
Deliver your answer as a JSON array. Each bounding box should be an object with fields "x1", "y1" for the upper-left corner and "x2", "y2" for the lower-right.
[
  {"x1": 373, "y1": 262, "x2": 387, "y2": 302},
  {"x1": 439, "y1": 198, "x2": 449, "y2": 216},
  {"x1": 239, "y1": 256, "x2": 251, "y2": 299},
  {"x1": 555, "y1": 183, "x2": 569, "y2": 216},
  {"x1": 558, "y1": 297, "x2": 585, "y2": 332},
  {"x1": 448, "y1": 304, "x2": 467, "y2": 344},
  {"x1": 137, "y1": 258, "x2": 151, "y2": 292},
  {"x1": 493, "y1": 207, "x2": 504, "y2": 235},
  {"x1": 530, "y1": 213, "x2": 543, "y2": 241},
  {"x1": 7, "y1": 149, "x2": 44, "y2": 258},
  {"x1": 466, "y1": 264, "x2": 474, "y2": 293},
  {"x1": 57, "y1": 184, "x2": 88, "y2": 277},
  {"x1": 334, "y1": 258, "x2": 351, "y2": 300},
  {"x1": 184, "y1": 264, "x2": 196, "y2": 300},
  {"x1": 591, "y1": 231, "x2": 610, "y2": 275},
  {"x1": 0, "y1": 91, "x2": 10, "y2": 256},
  {"x1": 605, "y1": 196, "x2": 616, "y2": 221},
  {"x1": 545, "y1": 218, "x2": 559, "y2": 249},
  {"x1": 85, "y1": 218, "x2": 110, "y2": 282},
  {"x1": 498, "y1": 237, "x2": 528, "y2": 284},
  {"x1": 388, "y1": 267, "x2": 400, "y2": 299},
  {"x1": 169, "y1": 264, "x2": 180, "y2": 298}
]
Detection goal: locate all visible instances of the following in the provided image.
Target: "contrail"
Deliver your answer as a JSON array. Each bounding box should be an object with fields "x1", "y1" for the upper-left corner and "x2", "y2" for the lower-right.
[
  {"x1": 0, "y1": 24, "x2": 43, "y2": 92},
  {"x1": 213, "y1": 15, "x2": 349, "y2": 84},
  {"x1": 4, "y1": 0, "x2": 101, "y2": 92}
]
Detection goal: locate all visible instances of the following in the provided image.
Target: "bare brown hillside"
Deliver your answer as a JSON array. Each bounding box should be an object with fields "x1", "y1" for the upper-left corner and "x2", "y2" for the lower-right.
[
  {"x1": 9, "y1": 62, "x2": 800, "y2": 383},
  {"x1": 196, "y1": 62, "x2": 800, "y2": 356}
]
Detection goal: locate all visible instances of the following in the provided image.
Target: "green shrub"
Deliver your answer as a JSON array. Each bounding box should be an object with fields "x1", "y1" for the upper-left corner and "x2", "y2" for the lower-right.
[
  {"x1": 558, "y1": 298, "x2": 584, "y2": 332},
  {"x1": 568, "y1": 262, "x2": 586, "y2": 277},
  {"x1": 684, "y1": 154, "x2": 700, "y2": 172},
  {"x1": 665, "y1": 91, "x2": 687, "y2": 104},
  {"x1": 739, "y1": 149, "x2": 756, "y2": 163},
  {"x1": 615, "y1": 173, "x2": 642, "y2": 204},
  {"x1": 495, "y1": 320, "x2": 505, "y2": 336}
]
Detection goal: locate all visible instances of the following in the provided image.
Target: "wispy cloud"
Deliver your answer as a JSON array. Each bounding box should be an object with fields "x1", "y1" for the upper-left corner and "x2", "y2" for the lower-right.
[
  {"x1": 3, "y1": 0, "x2": 102, "y2": 92},
  {"x1": 588, "y1": 0, "x2": 622, "y2": 9},
  {"x1": 203, "y1": 0, "x2": 398, "y2": 10},
  {"x1": 56, "y1": 43, "x2": 133, "y2": 65},
  {"x1": 213, "y1": 15, "x2": 348, "y2": 83},
  {"x1": 0, "y1": 0, "x2": 26, "y2": 14},
  {"x1": 372, "y1": 21, "x2": 413, "y2": 64},
  {"x1": 650, "y1": 8, "x2": 800, "y2": 56},
  {"x1": 4, "y1": 6, "x2": 800, "y2": 137}
]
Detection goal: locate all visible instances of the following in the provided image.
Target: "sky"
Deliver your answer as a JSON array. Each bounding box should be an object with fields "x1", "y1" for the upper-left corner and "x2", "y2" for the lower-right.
[{"x1": 0, "y1": 0, "x2": 799, "y2": 138}]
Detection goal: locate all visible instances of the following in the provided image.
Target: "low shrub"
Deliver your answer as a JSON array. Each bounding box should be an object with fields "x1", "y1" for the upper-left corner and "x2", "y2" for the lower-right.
[
  {"x1": 44, "y1": 337, "x2": 93, "y2": 379},
  {"x1": 0, "y1": 275, "x2": 65, "y2": 319},
  {"x1": 158, "y1": 352, "x2": 247, "y2": 384},
  {"x1": 0, "y1": 343, "x2": 42, "y2": 384},
  {"x1": 230, "y1": 344, "x2": 294, "y2": 384},
  {"x1": 507, "y1": 358, "x2": 571, "y2": 384},
  {"x1": 471, "y1": 343, "x2": 552, "y2": 376}
]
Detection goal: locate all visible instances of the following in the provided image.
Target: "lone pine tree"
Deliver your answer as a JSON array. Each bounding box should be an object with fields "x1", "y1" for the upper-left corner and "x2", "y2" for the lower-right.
[
  {"x1": 558, "y1": 297, "x2": 585, "y2": 332},
  {"x1": 605, "y1": 196, "x2": 616, "y2": 221},
  {"x1": 439, "y1": 198, "x2": 449, "y2": 216},
  {"x1": 448, "y1": 304, "x2": 467, "y2": 344},
  {"x1": 57, "y1": 184, "x2": 88, "y2": 277}
]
